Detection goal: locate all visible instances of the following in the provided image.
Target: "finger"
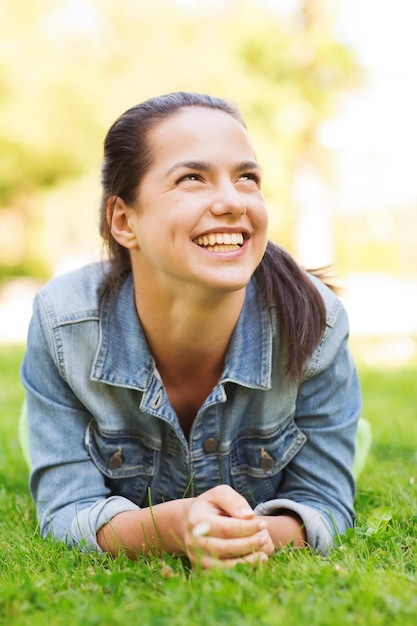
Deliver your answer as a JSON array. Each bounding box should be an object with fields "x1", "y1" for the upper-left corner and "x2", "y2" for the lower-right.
[
  {"x1": 195, "y1": 529, "x2": 272, "y2": 560},
  {"x1": 192, "y1": 515, "x2": 267, "y2": 540},
  {"x1": 191, "y1": 550, "x2": 270, "y2": 571},
  {"x1": 202, "y1": 485, "x2": 255, "y2": 520}
]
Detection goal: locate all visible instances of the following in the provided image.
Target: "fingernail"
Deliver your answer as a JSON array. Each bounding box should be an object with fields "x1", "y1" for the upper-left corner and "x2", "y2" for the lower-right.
[
  {"x1": 258, "y1": 520, "x2": 267, "y2": 530},
  {"x1": 239, "y1": 507, "x2": 254, "y2": 517}
]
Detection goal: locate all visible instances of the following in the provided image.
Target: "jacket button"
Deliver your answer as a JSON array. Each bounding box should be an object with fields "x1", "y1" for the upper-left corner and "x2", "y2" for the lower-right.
[
  {"x1": 150, "y1": 389, "x2": 163, "y2": 409},
  {"x1": 108, "y1": 448, "x2": 124, "y2": 469},
  {"x1": 260, "y1": 447, "x2": 275, "y2": 470},
  {"x1": 203, "y1": 438, "x2": 218, "y2": 453}
]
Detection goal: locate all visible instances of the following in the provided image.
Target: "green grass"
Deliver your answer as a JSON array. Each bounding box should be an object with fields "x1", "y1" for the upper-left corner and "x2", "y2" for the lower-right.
[{"x1": 1, "y1": 342, "x2": 416, "y2": 625}]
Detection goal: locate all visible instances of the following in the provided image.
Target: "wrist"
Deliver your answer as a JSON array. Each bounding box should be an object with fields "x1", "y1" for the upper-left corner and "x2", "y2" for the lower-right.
[
  {"x1": 168, "y1": 497, "x2": 195, "y2": 553},
  {"x1": 259, "y1": 513, "x2": 306, "y2": 549}
]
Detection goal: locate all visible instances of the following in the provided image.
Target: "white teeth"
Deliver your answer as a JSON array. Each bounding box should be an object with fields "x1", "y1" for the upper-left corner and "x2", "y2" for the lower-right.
[{"x1": 194, "y1": 232, "x2": 244, "y2": 248}]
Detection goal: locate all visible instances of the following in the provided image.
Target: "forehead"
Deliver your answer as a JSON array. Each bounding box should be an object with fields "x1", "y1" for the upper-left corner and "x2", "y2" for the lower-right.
[{"x1": 147, "y1": 107, "x2": 255, "y2": 164}]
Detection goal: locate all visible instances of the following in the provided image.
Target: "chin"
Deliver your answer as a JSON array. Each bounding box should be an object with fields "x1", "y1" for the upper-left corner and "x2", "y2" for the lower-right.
[{"x1": 201, "y1": 271, "x2": 253, "y2": 293}]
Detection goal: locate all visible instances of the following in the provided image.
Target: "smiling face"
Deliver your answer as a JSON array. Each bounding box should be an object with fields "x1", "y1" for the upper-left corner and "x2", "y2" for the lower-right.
[{"x1": 123, "y1": 106, "x2": 269, "y2": 297}]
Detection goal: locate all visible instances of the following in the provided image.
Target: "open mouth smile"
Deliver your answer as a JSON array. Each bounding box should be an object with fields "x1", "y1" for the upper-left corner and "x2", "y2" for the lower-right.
[{"x1": 193, "y1": 232, "x2": 244, "y2": 252}]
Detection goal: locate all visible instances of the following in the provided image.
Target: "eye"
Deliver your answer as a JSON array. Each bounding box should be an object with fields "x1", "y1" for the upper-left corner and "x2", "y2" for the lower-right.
[
  {"x1": 176, "y1": 172, "x2": 203, "y2": 183},
  {"x1": 238, "y1": 172, "x2": 261, "y2": 185}
]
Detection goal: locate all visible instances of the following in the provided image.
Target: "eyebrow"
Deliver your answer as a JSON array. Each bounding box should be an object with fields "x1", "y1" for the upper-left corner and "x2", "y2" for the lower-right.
[{"x1": 165, "y1": 159, "x2": 261, "y2": 177}]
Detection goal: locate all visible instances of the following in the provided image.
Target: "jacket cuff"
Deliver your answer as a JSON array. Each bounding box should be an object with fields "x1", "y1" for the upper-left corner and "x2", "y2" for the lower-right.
[
  {"x1": 70, "y1": 496, "x2": 139, "y2": 551},
  {"x1": 254, "y1": 498, "x2": 333, "y2": 554}
]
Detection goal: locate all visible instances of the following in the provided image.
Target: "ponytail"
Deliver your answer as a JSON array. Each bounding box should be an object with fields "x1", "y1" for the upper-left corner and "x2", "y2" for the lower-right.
[{"x1": 254, "y1": 241, "x2": 328, "y2": 382}]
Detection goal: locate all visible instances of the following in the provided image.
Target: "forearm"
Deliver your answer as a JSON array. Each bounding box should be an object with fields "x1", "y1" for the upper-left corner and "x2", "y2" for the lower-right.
[
  {"x1": 259, "y1": 513, "x2": 307, "y2": 549},
  {"x1": 97, "y1": 499, "x2": 192, "y2": 558}
]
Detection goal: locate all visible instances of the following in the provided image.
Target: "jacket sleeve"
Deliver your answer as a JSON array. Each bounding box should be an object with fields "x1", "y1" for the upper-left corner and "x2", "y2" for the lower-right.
[
  {"x1": 20, "y1": 292, "x2": 139, "y2": 550},
  {"x1": 255, "y1": 292, "x2": 362, "y2": 553}
]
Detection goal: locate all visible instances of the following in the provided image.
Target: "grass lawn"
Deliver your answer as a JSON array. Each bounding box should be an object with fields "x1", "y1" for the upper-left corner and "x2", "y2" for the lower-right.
[{"x1": 1, "y1": 341, "x2": 416, "y2": 625}]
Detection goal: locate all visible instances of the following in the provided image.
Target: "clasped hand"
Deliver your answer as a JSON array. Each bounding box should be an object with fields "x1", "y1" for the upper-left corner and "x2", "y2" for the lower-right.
[{"x1": 183, "y1": 485, "x2": 275, "y2": 569}]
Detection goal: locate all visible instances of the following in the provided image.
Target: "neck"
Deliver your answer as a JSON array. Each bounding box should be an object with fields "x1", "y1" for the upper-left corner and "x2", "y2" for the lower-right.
[{"x1": 132, "y1": 275, "x2": 246, "y2": 377}]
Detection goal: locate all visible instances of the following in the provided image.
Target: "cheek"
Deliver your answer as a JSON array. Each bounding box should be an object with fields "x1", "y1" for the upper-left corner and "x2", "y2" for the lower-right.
[
  {"x1": 255, "y1": 208, "x2": 269, "y2": 259},
  {"x1": 255, "y1": 202, "x2": 269, "y2": 233}
]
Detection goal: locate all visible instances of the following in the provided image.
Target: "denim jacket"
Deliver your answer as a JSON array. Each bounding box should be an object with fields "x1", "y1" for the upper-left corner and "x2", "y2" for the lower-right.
[{"x1": 21, "y1": 262, "x2": 361, "y2": 553}]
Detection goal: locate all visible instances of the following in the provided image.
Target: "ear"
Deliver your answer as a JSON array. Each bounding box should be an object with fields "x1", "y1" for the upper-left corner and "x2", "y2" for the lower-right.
[{"x1": 107, "y1": 196, "x2": 138, "y2": 249}]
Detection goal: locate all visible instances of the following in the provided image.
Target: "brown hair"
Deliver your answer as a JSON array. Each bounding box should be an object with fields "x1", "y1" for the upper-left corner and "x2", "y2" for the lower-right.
[{"x1": 99, "y1": 92, "x2": 326, "y2": 381}]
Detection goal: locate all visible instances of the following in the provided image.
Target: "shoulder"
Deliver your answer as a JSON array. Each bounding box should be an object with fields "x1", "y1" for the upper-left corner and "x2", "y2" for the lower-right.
[
  {"x1": 303, "y1": 274, "x2": 352, "y2": 378},
  {"x1": 34, "y1": 262, "x2": 110, "y2": 322},
  {"x1": 307, "y1": 273, "x2": 345, "y2": 329}
]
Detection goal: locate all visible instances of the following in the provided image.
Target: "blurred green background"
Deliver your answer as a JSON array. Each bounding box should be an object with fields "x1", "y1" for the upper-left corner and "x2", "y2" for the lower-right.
[{"x1": 0, "y1": 0, "x2": 416, "y2": 363}]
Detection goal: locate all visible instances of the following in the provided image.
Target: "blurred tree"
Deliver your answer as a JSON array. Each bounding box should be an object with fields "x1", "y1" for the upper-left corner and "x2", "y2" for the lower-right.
[{"x1": 0, "y1": 0, "x2": 360, "y2": 278}]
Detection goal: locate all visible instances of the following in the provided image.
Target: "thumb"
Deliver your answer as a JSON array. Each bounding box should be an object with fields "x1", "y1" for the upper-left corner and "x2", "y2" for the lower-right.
[{"x1": 207, "y1": 485, "x2": 255, "y2": 519}]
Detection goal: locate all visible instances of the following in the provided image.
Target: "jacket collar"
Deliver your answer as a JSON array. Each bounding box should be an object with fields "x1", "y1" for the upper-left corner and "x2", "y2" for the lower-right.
[
  {"x1": 91, "y1": 274, "x2": 272, "y2": 391},
  {"x1": 221, "y1": 279, "x2": 272, "y2": 389}
]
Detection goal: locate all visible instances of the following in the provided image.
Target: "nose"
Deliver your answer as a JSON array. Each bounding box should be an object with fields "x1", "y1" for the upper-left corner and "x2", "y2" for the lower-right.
[{"x1": 210, "y1": 181, "x2": 246, "y2": 217}]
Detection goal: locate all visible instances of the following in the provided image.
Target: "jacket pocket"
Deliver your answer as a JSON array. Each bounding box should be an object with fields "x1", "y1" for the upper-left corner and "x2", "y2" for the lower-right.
[
  {"x1": 85, "y1": 420, "x2": 157, "y2": 506},
  {"x1": 230, "y1": 418, "x2": 306, "y2": 507}
]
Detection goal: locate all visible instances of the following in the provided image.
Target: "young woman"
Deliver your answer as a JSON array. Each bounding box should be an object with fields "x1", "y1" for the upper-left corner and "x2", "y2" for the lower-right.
[{"x1": 21, "y1": 92, "x2": 361, "y2": 569}]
